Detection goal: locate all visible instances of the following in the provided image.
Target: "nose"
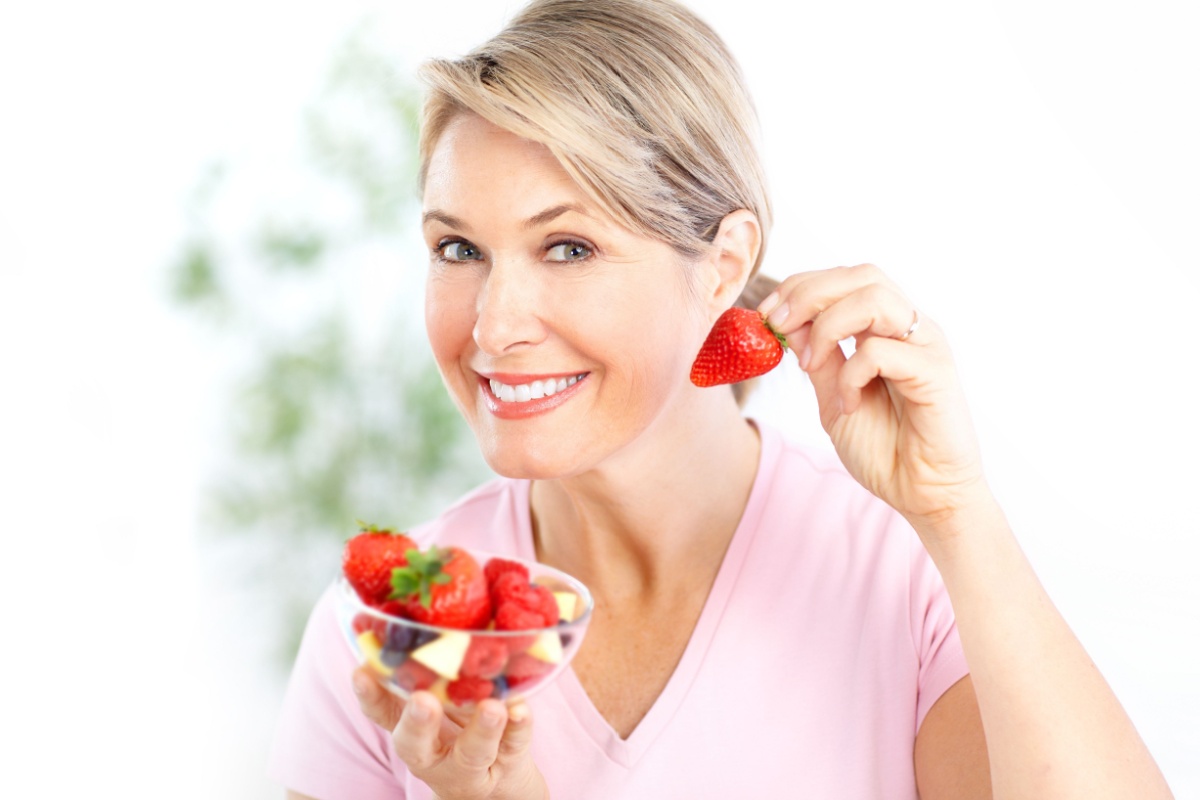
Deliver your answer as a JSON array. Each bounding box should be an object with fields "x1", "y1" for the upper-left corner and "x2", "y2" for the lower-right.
[{"x1": 472, "y1": 260, "x2": 547, "y2": 356}]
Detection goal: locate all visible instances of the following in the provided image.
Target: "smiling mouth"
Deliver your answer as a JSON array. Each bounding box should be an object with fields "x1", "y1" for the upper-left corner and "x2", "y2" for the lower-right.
[{"x1": 487, "y1": 374, "x2": 588, "y2": 403}]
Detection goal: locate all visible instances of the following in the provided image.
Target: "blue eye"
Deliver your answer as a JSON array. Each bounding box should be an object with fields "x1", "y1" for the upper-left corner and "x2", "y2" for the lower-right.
[
  {"x1": 437, "y1": 241, "x2": 483, "y2": 261},
  {"x1": 547, "y1": 241, "x2": 592, "y2": 262}
]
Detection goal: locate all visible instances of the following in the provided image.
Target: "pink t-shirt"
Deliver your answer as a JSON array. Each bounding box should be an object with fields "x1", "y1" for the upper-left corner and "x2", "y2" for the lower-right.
[{"x1": 267, "y1": 423, "x2": 969, "y2": 799}]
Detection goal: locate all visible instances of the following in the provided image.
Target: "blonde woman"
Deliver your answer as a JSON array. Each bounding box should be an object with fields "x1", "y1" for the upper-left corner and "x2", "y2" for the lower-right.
[{"x1": 268, "y1": 1, "x2": 1174, "y2": 798}]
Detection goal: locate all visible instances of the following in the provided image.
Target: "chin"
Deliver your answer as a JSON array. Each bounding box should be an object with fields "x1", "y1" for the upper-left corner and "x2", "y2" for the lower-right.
[{"x1": 473, "y1": 428, "x2": 593, "y2": 481}]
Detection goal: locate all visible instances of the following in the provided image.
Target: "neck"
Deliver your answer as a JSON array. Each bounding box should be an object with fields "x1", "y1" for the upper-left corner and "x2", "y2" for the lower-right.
[{"x1": 529, "y1": 390, "x2": 761, "y2": 604}]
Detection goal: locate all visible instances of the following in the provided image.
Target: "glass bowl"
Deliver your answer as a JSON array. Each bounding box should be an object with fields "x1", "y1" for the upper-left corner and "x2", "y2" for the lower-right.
[{"x1": 334, "y1": 550, "x2": 593, "y2": 710}]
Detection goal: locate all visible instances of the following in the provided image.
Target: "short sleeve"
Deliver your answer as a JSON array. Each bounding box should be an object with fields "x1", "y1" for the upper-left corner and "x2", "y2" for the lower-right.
[
  {"x1": 266, "y1": 584, "x2": 408, "y2": 800},
  {"x1": 907, "y1": 528, "x2": 971, "y2": 732}
]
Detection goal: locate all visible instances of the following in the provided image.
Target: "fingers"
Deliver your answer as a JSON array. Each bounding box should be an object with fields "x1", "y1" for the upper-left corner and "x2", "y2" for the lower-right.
[
  {"x1": 389, "y1": 694, "x2": 536, "y2": 796},
  {"x1": 759, "y1": 263, "x2": 900, "y2": 339},
  {"x1": 836, "y1": 336, "x2": 929, "y2": 415},
  {"x1": 352, "y1": 666, "x2": 406, "y2": 731},
  {"x1": 451, "y1": 700, "x2": 509, "y2": 772},
  {"x1": 392, "y1": 691, "x2": 449, "y2": 773},
  {"x1": 496, "y1": 700, "x2": 535, "y2": 760},
  {"x1": 804, "y1": 283, "x2": 919, "y2": 372},
  {"x1": 757, "y1": 263, "x2": 946, "y2": 418}
]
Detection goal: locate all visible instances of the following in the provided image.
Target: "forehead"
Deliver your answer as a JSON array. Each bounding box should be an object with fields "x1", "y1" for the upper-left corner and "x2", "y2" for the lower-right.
[{"x1": 423, "y1": 113, "x2": 587, "y2": 214}]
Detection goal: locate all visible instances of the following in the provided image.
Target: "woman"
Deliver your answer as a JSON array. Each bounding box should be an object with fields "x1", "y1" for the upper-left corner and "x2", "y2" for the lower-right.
[{"x1": 268, "y1": 1, "x2": 1174, "y2": 797}]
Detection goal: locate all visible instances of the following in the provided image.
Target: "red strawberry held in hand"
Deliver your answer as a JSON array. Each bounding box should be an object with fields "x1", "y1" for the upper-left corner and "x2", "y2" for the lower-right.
[
  {"x1": 342, "y1": 522, "x2": 417, "y2": 605},
  {"x1": 689, "y1": 306, "x2": 787, "y2": 387},
  {"x1": 389, "y1": 545, "x2": 492, "y2": 630}
]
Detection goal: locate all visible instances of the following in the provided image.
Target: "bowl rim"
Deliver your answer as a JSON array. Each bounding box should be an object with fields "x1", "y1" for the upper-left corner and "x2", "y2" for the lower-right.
[{"x1": 335, "y1": 548, "x2": 594, "y2": 636}]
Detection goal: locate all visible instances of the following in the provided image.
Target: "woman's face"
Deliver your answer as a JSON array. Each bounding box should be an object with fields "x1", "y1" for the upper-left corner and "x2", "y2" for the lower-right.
[{"x1": 422, "y1": 113, "x2": 710, "y2": 479}]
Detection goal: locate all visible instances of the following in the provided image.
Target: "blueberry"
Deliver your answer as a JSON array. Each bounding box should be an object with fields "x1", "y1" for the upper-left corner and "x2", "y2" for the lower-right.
[
  {"x1": 382, "y1": 625, "x2": 437, "y2": 666},
  {"x1": 491, "y1": 676, "x2": 510, "y2": 699},
  {"x1": 559, "y1": 632, "x2": 573, "y2": 649},
  {"x1": 380, "y1": 648, "x2": 408, "y2": 667}
]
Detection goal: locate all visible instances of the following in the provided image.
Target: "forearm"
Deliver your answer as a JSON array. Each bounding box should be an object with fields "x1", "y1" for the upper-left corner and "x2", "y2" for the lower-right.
[{"x1": 915, "y1": 499, "x2": 1173, "y2": 800}]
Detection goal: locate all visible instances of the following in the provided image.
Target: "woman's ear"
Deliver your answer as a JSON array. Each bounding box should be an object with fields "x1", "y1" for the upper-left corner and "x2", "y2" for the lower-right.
[{"x1": 700, "y1": 209, "x2": 762, "y2": 311}]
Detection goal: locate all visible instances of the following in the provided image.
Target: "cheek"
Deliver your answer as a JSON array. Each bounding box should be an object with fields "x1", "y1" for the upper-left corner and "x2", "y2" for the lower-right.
[
  {"x1": 424, "y1": 275, "x2": 477, "y2": 383},
  {"x1": 595, "y1": 276, "x2": 705, "y2": 398}
]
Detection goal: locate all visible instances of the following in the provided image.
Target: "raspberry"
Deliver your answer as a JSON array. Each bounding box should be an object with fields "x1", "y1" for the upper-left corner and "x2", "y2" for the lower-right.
[
  {"x1": 460, "y1": 636, "x2": 509, "y2": 680},
  {"x1": 494, "y1": 582, "x2": 559, "y2": 630},
  {"x1": 393, "y1": 659, "x2": 437, "y2": 693},
  {"x1": 355, "y1": 599, "x2": 408, "y2": 642},
  {"x1": 351, "y1": 613, "x2": 375, "y2": 636},
  {"x1": 504, "y1": 652, "x2": 552, "y2": 689},
  {"x1": 495, "y1": 602, "x2": 551, "y2": 632},
  {"x1": 484, "y1": 558, "x2": 529, "y2": 589},
  {"x1": 502, "y1": 633, "x2": 536, "y2": 655},
  {"x1": 447, "y1": 676, "x2": 494, "y2": 706},
  {"x1": 489, "y1": 570, "x2": 529, "y2": 606}
]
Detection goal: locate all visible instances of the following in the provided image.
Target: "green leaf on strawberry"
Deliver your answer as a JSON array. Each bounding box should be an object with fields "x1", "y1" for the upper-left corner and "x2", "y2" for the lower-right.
[{"x1": 390, "y1": 547, "x2": 454, "y2": 608}]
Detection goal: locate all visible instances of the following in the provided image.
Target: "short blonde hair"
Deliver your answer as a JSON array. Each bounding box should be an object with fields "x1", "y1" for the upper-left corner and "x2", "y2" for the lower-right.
[{"x1": 417, "y1": 0, "x2": 773, "y2": 278}]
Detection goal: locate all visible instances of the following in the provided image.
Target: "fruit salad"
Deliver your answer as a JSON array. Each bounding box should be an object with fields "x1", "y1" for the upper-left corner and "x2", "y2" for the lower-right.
[{"x1": 336, "y1": 524, "x2": 592, "y2": 708}]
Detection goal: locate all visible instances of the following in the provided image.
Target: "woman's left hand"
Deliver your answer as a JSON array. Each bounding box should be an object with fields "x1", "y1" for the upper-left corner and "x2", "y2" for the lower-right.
[{"x1": 758, "y1": 263, "x2": 993, "y2": 540}]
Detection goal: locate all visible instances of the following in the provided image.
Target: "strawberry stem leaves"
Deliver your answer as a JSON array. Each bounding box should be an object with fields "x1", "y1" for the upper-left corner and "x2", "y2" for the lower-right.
[
  {"x1": 761, "y1": 315, "x2": 788, "y2": 348},
  {"x1": 389, "y1": 546, "x2": 453, "y2": 608}
]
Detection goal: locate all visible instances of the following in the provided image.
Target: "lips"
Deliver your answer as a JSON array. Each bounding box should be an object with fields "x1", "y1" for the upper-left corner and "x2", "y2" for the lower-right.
[{"x1": 477, "y1": 372, "x2": 590, "y2": 420}]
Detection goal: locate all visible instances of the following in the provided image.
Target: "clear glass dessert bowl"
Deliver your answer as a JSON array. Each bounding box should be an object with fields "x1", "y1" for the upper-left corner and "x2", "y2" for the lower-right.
[{"x1": 334, "y1": 549, "x2": 593, "y2": 710}]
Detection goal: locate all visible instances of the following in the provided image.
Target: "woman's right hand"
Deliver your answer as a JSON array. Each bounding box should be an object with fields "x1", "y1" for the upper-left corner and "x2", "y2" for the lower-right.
[{"x1": 352, "y1": 666, "x2": 549, "y2": 800}]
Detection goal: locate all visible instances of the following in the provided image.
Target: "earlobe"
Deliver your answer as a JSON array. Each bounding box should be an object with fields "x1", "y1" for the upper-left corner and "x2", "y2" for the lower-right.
[{"x1": 707, "y1": 209, "x2": 762, "y2": 309}]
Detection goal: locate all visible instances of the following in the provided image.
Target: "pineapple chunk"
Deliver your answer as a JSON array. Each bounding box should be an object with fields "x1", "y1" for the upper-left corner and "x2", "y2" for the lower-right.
[
  {"x1": 427, "y1": 678, "x2": 450, "y2": 705},
  {"x1": 356, "y1": 630, "x2": 394, "y2": 677},
  {"x1": 528, "y1": 629, "x2": 563, "y2": 664},
  {"x1": 411, "y1": 630, "x2": 471, "y2": 680},
  {"x1": 553, "y1": 591, "x2": 578, "y2": 622}
]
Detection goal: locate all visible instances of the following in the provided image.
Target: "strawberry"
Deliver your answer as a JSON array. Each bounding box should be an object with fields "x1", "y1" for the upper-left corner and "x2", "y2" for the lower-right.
[
  {"x1": 342, "y1": 523, "x2": 417, "y2": 605},
  {"x1": 689, "y1": 306, "x2": 787, "y2": 387},
  {"x1": 389, "y1": 545, "x2": 492, "y2": 630}
]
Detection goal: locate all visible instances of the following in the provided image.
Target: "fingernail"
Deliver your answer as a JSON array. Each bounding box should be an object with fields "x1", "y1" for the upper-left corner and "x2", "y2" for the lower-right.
[
  {"x1": 757, "y1": 292, "x2": 779, "y2": 315},
  {"x1": 799, "y1": 344, "x2": 811, "y2": 371},
  {"x1": 509, "y1": 704, "x2": 529, "y2": 724},
  {"x1": 481, "y1": 706, "x2": 505, "y2": 728},
  {"x1": 766, "y1": 302, "x2": 789, "y2": 327},
  {"x1": 409, "y1": 698, "x2": 432, "y2": 723}
]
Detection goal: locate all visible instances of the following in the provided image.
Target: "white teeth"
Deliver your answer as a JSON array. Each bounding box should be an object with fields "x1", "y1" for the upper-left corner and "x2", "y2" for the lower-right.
[{"x1": 488, "y1": 374, "x2": 585, "y2": 403}]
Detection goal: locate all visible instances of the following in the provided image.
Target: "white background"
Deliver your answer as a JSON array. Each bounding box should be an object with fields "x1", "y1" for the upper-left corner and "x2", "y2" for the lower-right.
[{"x1": 0, "y1": 0, "x2": 1196, "y2": 797}]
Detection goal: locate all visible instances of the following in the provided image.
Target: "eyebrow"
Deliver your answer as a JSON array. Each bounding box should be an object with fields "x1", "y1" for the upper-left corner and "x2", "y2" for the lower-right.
[{"x1": 422, "y1": 203, "x2": 589, "y2": 233}]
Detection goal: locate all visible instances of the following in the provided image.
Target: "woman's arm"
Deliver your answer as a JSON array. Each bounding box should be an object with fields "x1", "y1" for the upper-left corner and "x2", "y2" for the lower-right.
[
  {"x1": 914, "y1": 498, "x2": 1172, "y2": 799},
  {"x1": 760, "y1": 263, "x2": 1173, "y2": 799}
]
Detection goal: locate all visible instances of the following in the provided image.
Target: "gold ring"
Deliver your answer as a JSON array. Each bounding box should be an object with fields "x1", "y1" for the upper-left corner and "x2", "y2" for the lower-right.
[{"x1": 899, "y1": 309, "x2": 920, "y2": 341}]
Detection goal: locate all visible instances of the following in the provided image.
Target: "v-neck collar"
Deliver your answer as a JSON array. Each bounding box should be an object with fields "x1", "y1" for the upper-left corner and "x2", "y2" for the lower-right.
[{"x1": 511, "y1": 422, "x2": 781, "y2": 768}]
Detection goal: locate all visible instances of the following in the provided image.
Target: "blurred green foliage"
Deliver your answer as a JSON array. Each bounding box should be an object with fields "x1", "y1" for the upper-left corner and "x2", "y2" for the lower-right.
[{"x1": 168, "y1": 24, "x2": 491, "y2": 666}]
